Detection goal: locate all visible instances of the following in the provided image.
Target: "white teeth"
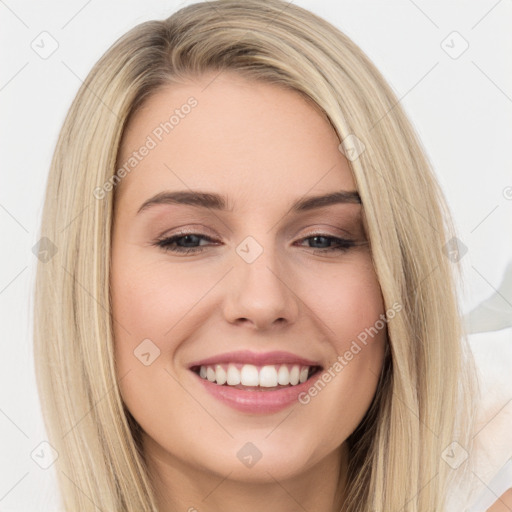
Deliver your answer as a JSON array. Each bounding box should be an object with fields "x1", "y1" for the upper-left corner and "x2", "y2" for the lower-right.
[
  {"x1": 206, "y1": 367, "x2": 216, "y2": 382},
  {"x1": 277, "y1": 365, "x2": 290, "y2": 385},
  {"x1": 240, "y1": 364, "x2": 259, "y2": 386},
  {"x1": 259, "y1": 365, "x2": 278, "y2": 387},
  {"x1": 215, "y1": 364, "x2": 227, "y2": 385},
  {"x1": 226, "y1": 364, "x2": 241, "y2": 385},
  {"x1": 197, "y1": 363, "x2": 314, "y2": 387},
  {"x1": 289, "y1": 365, "x2": 300, "y2": 385}
]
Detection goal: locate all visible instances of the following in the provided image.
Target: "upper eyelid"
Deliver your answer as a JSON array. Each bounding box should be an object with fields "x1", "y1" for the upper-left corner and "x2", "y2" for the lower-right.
[
  {"x1": 157, "y1": 228, "x2": 358, "y2": 242},
  {"x1": 157, "y1": 221, "x2": 361, "y2": 239}
]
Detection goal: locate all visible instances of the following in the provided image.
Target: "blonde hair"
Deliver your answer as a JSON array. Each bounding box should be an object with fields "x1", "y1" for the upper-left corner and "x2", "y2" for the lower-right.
[{"x1": 33, "y1": 1, "x2": 477, "y2": 510}]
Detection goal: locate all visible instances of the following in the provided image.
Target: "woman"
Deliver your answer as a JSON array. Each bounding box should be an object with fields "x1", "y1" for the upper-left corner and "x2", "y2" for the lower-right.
[{"x1": 33, "y1": 0, "x2": 479, "y2": 510}]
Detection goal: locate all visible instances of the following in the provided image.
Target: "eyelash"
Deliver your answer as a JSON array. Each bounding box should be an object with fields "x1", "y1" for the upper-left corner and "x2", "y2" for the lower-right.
[{"x1": 153, "y1": 231, "x2": 358, "y2": 255}]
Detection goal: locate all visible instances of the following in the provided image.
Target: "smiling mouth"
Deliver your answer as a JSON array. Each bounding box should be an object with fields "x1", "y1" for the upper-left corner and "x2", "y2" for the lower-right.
[{"x1": 190, "y1": 363, "x2": 323, "y2": 391}]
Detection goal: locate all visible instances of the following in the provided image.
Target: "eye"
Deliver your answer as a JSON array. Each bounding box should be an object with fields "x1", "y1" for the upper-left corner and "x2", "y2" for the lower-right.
[
  {"x1": 154, "y1": 232, "x2": 218, "y2": 254},
  {"x1": 152, "y1": 231, "x2": 362, "y2": 255},
  {"x1": 294, "y1": 234, "x2": 356, "y2": 253}
]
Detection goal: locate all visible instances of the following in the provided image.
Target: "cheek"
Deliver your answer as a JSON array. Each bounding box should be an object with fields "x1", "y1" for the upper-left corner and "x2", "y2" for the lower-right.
[
  {"x1": 296, "y1": 256, "x2": 387, "y2": 435},
  {"x1": 308, "y1": 254, "x2": 385, "y2": 346},
  {"x1": 111, "y1": 255, "x2": 209, "y2": 350},
  {"x1": 110, "y1": 242, "x2": 223, "y2": 412},
  {"x1": 110, "y1": 251, "x2": 198, "y2": 438}
]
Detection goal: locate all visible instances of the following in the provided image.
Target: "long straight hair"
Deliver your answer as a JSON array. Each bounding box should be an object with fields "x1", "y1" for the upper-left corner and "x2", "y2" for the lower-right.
[{"x1": 33, "y1": 1, "x2": 477, "y2": 510}]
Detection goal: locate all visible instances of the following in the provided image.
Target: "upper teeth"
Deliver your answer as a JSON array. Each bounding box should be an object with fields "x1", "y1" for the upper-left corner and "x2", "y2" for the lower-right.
[{"x1": 198, "y1": 364, "x2": 311, "y2": 387}]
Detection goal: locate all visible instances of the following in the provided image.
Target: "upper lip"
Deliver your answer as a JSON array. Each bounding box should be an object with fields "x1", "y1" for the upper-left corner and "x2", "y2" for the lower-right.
[{"x1": 188, "y1": 350, "x2": 322, "y2": 369}]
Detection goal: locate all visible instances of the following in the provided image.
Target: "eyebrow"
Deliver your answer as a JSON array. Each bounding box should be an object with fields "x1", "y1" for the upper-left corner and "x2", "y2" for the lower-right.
[{"x1": 136, "y1": 189, "x2": 361, "y2": 215}]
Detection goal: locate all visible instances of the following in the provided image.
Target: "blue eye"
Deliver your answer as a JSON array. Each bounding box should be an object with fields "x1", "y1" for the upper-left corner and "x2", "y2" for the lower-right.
[
  {"x1": 296, "y1": 234, "x2": 355, "y2": 252},
  {"x1": 155, "y1": 233, "x2": 217, "y2": 254},
  {"x1": 153, "y1": 232, "x2": 359, "y2": 255}
]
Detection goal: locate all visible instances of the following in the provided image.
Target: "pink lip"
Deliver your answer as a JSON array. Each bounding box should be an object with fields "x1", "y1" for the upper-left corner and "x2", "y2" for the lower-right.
[
  {"x1": 188, "y1": 350, "x2": 323, "y2": 414},
  {"x1": 188, "y1": 350, "x2": 321, "y2": 368},
  {"x1": 194, "y1": 372, "x2": 322, "y2": 413}
]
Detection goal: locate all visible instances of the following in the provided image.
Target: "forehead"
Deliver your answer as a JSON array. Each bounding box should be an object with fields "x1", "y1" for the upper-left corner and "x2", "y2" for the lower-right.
[{"x1": 115, "y1": 71, "x2": 356, "y2": 214}]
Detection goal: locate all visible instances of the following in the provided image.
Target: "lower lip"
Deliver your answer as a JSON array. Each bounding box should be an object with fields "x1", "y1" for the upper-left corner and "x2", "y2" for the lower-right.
[{"x1": 193, "y1": 371, "x2": 321, "y2": 413}]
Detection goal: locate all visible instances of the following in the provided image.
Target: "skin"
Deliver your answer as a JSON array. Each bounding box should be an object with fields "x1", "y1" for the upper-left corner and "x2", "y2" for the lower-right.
[
  {"x1": 487, "y1": 489, "x2": 512, "y2": 511},
  {"x1": 110, "y1": 71, "x2": 388, "y2": 512}
]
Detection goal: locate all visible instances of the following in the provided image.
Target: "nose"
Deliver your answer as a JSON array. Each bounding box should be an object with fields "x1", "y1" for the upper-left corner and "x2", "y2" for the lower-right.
[{"x1": 222, "y1": 241, "x2": 300, "y2": 331}]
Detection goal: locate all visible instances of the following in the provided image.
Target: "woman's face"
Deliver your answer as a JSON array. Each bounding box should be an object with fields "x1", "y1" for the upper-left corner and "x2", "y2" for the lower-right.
[{"x1": 111, "y1": 71, "x2": 387, "y2": 488}]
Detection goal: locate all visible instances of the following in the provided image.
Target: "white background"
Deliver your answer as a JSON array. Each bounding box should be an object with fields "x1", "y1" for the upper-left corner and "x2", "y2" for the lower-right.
[{"x1": 1, "y1": 0, "x2": 511, "y2": 510}]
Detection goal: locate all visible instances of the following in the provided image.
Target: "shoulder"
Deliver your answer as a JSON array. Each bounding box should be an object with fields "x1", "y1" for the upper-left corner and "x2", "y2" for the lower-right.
[
  {"x1": 461, "y1": 329, "x2": 512, "y2": 512},
  {"x1": 486, "y1": 488, "x2": 512, "y2": 511}
]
